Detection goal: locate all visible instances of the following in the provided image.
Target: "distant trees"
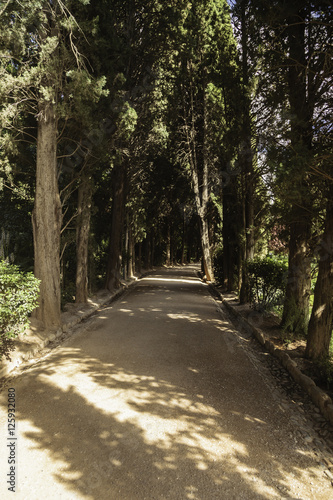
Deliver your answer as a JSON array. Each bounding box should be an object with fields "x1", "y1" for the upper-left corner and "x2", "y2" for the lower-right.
[
  {"x1": 164, "y1": 0, "x2": 240, "y2": 281},
  {"x1": 0, "y1": 0, "x2": 332, "y2": 363}
]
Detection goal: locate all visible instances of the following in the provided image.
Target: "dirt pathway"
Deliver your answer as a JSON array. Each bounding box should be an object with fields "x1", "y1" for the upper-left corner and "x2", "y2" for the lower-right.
[{"x1": 0, "y1": 265, "x2": 332, "y2": 499}]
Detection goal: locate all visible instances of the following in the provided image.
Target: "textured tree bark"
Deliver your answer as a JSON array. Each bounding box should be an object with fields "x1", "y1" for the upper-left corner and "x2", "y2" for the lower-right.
[
  {"x1": 239, "y1": 156, "x2": 255, "y2": 304},
  {"x1": 281, "y1": 202, "x2": 311, "y2": 334},
  {"x1": 191, "y1": 85, "x2": 214, "y2": 281},
  {"x1": 137, "y1": 241, "x2": 142, "y2": 273},
  {"x1": 166, "y1": 223, "x2": 171, "y2": 266},
  {"x1": 222, "y1": 184, "x2": 240, "y2": 291},
  {"x1": 170, "y1": 228, "x2": 174, "y2": 266},
  {"x1": 32, "y1": 102, "x2": 62, "y2": 327},
  {"x1": 144, "y1": 235, "x2": 150, "y2": 269},
  {"x1": 131, "y1": 233, "x2": 135, "y2": 276},
  {"x1": 127, "y1": 226, "x2": 134, "y2": 278},
  {"x1": 124, "y1": 223, "x2": 129, "y2": 280},
  {"x1": 182, "y1": 60, "x2": 214, "y2": 282},
  {"x1": 198, "y1": 210, "x2": 213, "y2": 281},
  {"x1": 181, "y1": 209, "x2": 186, "y2": 265},
  {"x1": 306, "y1": 190, "x2": 333, "y2": 360},
  {"x1": 282, "y1": 10, "x2": 313, "y2": 334},
  {"x1": 150, "y1": 232, "x2": 155, "y2": 268},
  {"x1": 105, "y1": 163, "x2": 125, "y2": 290},
  {"x1": 281, "y1": 205, "x2": 312, "y2": 334},
  {"x1": 76, "y1": 172, "x2": 93, "y2": 303},
  {"x1": 239, "y1": 2, "x2": 255, "y2": 303}
]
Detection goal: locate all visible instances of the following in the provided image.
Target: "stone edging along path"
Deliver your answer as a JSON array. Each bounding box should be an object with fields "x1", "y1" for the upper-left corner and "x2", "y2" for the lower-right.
[
  {"x1": 211, "y1": 286, "x2": 333, "y2": 427},
  {"x1": 0, "y1": 272, "x2": 151, "y2": 381},
  {"x1": 2, "y1": 267, "x2": 333, "y2": 430}
]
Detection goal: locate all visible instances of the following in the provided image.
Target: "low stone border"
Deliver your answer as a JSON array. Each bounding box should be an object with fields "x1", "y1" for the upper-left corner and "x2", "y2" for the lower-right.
[
  {"x1": 0, "y1": 271, "x2": 151, "y2": 380},
  {"x1": 215, "y1": 290, "x2": 333, "y2": 427}
]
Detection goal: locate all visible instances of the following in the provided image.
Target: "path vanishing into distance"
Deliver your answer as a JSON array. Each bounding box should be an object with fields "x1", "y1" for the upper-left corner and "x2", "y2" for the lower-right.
[{"x1": 0, "y1": 265, "x2": 332, "y2": 500}]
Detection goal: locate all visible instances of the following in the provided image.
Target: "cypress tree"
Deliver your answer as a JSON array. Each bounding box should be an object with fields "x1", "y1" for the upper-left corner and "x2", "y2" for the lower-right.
[{"x1": 0, "y1": 1, "x2": 106, "y2": 326}]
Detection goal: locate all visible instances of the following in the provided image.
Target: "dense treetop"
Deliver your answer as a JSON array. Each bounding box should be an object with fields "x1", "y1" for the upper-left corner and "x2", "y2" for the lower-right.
[{"x1": 0, "y1": 0, "x2": 332, "y2": 363}]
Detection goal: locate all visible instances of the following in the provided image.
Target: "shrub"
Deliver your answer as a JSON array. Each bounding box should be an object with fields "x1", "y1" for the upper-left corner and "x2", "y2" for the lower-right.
[
  {"x1": 246, "y1": 256, "x2": 288, "y2": 311},
  {"x1": 0, "y1": 261, "x2": 40, "y2": 360}
]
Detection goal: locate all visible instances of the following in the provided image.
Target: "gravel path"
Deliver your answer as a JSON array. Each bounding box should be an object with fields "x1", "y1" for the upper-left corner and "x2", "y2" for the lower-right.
[{"x1": 0, "y1": 265, "x2": 332, "y2": 499}]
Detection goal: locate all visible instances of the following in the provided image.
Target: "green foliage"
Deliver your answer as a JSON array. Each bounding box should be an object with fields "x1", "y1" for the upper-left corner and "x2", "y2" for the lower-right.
[
  {"x1": 0, "y1": 261, "x2": 40, "y2": 360},
  {"x1": 247, "y1": 256, "x2": 287, "y2": 311},
  {"x1": 116, "y1": 101, "x2": 138, "y2": 140}
]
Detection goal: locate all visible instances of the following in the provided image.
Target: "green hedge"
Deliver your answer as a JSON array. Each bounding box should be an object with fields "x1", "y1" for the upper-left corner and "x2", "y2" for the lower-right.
[
  {"x1": 246, "y1": 256, "x2": 288, "y2": 311},
  {"x1": 0, "y1": 261, "x2": 40, "y2": 360}
]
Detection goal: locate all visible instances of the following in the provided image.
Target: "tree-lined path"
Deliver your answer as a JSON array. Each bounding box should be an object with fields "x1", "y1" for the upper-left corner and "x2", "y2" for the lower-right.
[{"x1": 0, "y1": 266, "x2": 331, "y2": 499}]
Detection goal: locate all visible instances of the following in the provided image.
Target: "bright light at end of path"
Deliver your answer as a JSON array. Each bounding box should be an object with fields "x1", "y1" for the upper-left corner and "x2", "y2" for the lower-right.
[{"x1": 142, "y1": 277, "x2": 207, "y2": 285}]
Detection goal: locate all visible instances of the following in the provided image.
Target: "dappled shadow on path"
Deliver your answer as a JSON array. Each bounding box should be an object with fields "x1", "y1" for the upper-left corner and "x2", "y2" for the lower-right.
[
  {"x1": 4, "y1": 351, "x2": 322, "y2": 499},
  {"x1": 0, "y1": 266, "x2": 326, "y2": 499}
]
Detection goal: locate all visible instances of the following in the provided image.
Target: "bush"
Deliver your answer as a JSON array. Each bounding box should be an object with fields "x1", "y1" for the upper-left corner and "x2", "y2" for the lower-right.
[
  {"x1": 246, "y1": 256, "x2": 288, "y2": 311},
  {"x1": 0, "y1": 261, "x2": 40, "y2": 360}
]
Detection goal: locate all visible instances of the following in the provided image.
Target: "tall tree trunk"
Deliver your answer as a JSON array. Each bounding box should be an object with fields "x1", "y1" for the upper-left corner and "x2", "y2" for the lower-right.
[
  {"x1": 239, "y1": 3, "x2": 256, "y2": 303},
  {"x1": 105, "y1": 162, "x2": 125, "y2": 290},
  {"x1": 138, "y1": 241, "x2": 142, "y2": 273},
  {"x1": 144, "y1": 235, "x2": 150, "y2": 269},
  {"x1": 199, "y1": 83, "x2": 214, "y2": 282},
  {"x1": 305, "y1": 188, "x2": 333, "y2": 360},
  {"x1": 182, "y1": 60, "x2": 214, "y2": 281},
  {"x1": 239, "y1": 153, "x2": 255, "y2": 303},
  {"x1": 222, "y1": 205, "x2": 237, "y2": 291},
  {"x1": 150, "y1": 232, "x2": 155, "y2": 268},
  {"x1": 127, "y1": 226, "x2": 134, "y2": 278},
  {"x1": 181, "y1": 237, "x2": 185, "y2": 265},
  {"x1": 187, "y1": 232, "x2": 192, "y2": 263},
  {"x1": 32, "y1": 102, "x2": 62, "y2": 327},
  {"x1": 281, "y1": 206, "x2": 312, "y2": 333},
  {"x1": 123, "y1": 221, "x2": 129, "y2": 280},
  {"x1": 131, "y1": 234, "x2": 135, "y2": 276},
  {"x1": 222, "y1": 175, "x2": 242, "y2": 291},
  {"x1": 198, "y1": 210, "x2": 213, "y2": 281},
  {"x1": 282, "y1": 9, "x2": 313, "y2": 334},
  {"x1": 181, "y1": 208, "x2": 186, "y2": 265},
  {"x1": 76, "y1": 171, "x2": 93, "y2": 303},
  {"x1": 166, "y1": 222, "x2": 171, "y2": 266}
]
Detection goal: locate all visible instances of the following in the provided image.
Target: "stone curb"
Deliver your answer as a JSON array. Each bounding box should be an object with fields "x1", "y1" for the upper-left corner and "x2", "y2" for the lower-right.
[
  {"x1": 214, "y1": 289, "x2": 333, "y2": 427},
  {"x1": 0, "y1": 270, "x2": 153, "y2": 380}
]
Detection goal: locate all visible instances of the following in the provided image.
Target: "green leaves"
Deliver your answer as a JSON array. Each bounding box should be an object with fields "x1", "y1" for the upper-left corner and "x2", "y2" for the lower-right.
[
  {"x1": 0, "y1": 261, "x2": 40, "y2": 359},
  {"x1": 247, "y1": 256, "x2": 288, "y2": 310},
  {"x1": 116, "y1": 101, "x2": 138, "y2": 140}
]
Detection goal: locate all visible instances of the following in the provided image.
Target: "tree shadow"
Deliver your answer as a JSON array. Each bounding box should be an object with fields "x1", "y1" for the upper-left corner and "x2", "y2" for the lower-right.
[
  {"x1": 1, "y1": 358, "x2": 304, "y2": 500},
  {"x1": 0, "y1": 266, "x2": 327, "y2": 499}
]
